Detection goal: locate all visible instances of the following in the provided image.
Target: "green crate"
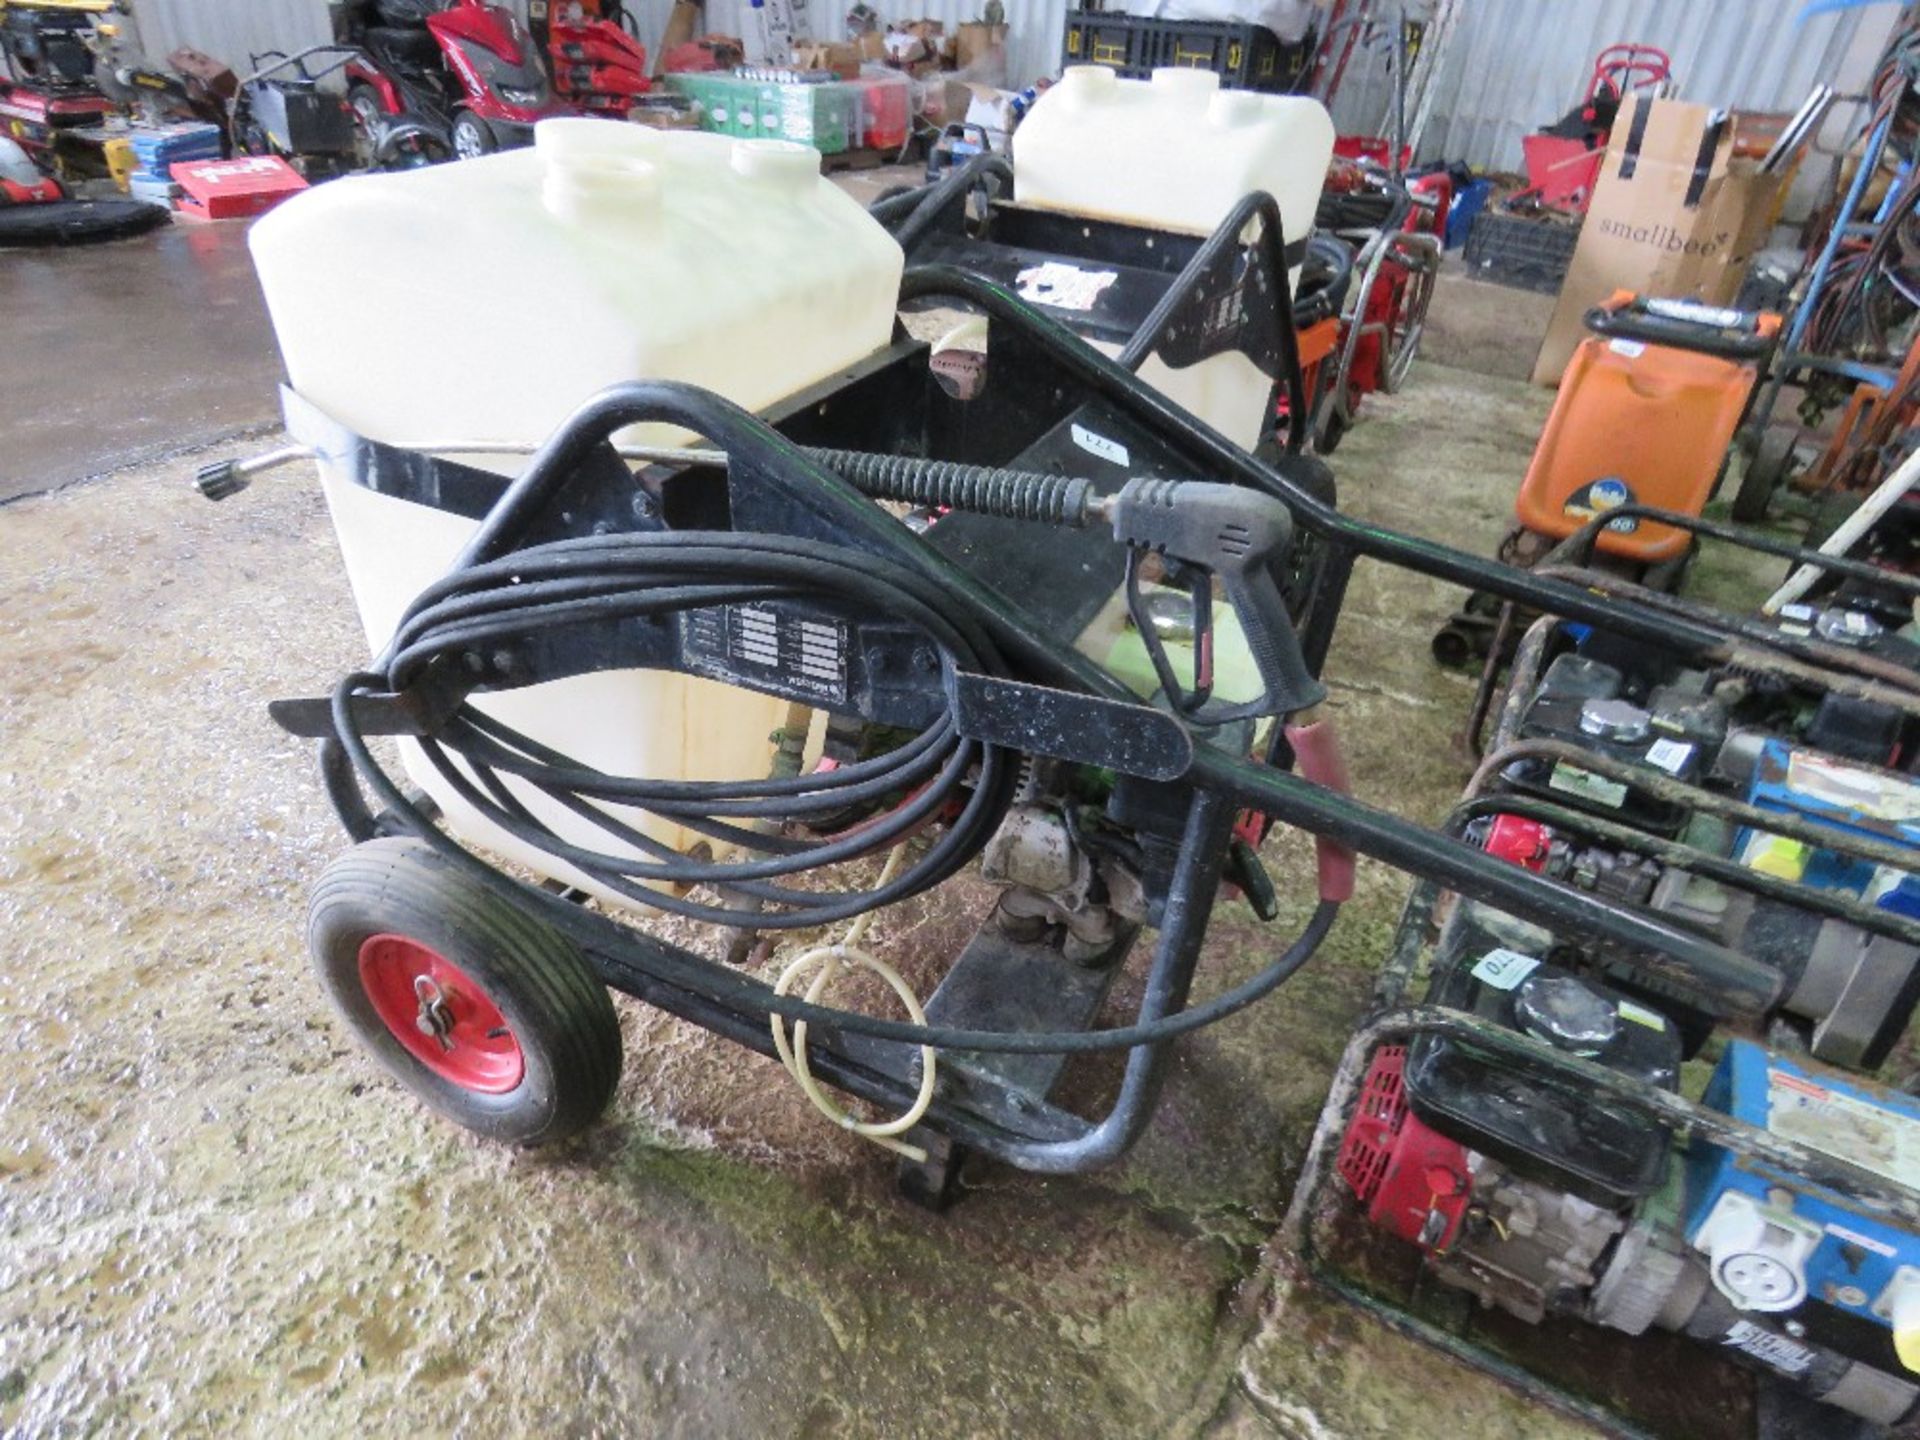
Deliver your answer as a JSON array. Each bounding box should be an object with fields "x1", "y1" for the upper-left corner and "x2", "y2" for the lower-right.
[
  {"x1": 755, "y1": 79, "x2": 854, "y2": 154},
  {"x1": 666, "y1": 72, "x2": 857, "y2": 153},
  {"x1": 665, "y1": 73, "x2": 750, "y2": 137}
]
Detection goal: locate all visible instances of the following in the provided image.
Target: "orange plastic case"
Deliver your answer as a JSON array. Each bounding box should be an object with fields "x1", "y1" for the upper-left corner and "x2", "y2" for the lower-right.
[{"x1": 1514, "y1": 306, "x2": 1780, "y2": 563}]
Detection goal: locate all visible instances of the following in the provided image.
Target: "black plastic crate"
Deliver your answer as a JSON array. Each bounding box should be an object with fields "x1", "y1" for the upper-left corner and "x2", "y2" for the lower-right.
[
  {"x1": 1061, "y1": 11, "x2": 1306, "y2": 92},
  {"x1": 1462, "y1": 210, "x2": 1583, "y2": 295}
]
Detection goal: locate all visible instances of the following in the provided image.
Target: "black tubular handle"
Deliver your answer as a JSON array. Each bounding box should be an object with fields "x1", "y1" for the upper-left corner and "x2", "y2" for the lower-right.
[
  {"x1": 1295, "y1": 233, "x2": 1356, "y2": 328},
  {"x1": 897, "y1": 263, "x2": 1840, "y2": 668},
  {"x1": 1583, "y1": 296, "x2": 1777, "y2": 361}
]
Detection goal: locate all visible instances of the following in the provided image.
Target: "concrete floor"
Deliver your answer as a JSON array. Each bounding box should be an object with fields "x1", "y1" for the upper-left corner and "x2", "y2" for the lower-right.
[
  {"x1": 0, "y1": 222, "x2": 281, "y2": 502},
  {"x1": 1, "y1": 191, "x2": 1706, "y2": 1437}
]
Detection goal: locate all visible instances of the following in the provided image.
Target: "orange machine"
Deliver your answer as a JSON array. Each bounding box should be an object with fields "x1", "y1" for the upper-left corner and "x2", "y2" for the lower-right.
[
  {"x1": 1432, "y1": 293, "x2": 1778, "y2": 668},
  {"x1": 1514, "y1": 292, "x2": 1780, "y2": 565}
]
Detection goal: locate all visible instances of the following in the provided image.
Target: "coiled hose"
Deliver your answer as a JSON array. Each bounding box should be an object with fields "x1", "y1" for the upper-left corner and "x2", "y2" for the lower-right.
[
  {"x1": 373, "y1": 529, "x2": 1022, "y2": 928},
  {"x1": 323, "y1": 444, "x2": 1343, "y2": 1055}
]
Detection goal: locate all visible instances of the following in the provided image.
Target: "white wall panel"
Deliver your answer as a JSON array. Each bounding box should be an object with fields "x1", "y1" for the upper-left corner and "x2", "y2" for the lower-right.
[
  {"x1": 1328, "y1": 0, "x2": 1897, "y2": 175},
  {"x1": 130, "y1": 0, "x2": 334, "y2": 72}
]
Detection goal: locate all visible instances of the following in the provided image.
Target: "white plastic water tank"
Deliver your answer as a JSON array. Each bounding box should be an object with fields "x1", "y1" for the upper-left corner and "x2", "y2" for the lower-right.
[
  {"x1": 1012, "y1": 67, "x2": 1334, "y2": 450},
  {"x1": 250, "y1": 120, "x2": 906, "y2": 905}
]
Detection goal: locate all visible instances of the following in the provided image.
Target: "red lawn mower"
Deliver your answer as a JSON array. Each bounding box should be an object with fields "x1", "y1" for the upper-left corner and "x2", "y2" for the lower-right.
[
  {"x1": 529, "y1": 1, "x2": 649, "y2": 117},
  {"x1": 331, "y1": 0, "x2": 565, "y2": 164},
  {"x1": 1518, "y1": 43, "x2": 1670, "y2": 214},
  {"x1": 1307, "y1": 160, "x2": 1447, "y2": 452}
]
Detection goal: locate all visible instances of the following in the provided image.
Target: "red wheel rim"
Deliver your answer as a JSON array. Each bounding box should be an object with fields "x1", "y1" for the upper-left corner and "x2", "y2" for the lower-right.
[{"x1": 357, "y1": 933, "x2": 525, "y2": 1093}]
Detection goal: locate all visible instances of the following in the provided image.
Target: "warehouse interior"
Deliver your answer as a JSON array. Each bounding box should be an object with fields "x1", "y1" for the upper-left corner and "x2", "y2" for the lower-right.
[{"x1": 7, "y1": 3, "x2": 1920, "y2": 1438}]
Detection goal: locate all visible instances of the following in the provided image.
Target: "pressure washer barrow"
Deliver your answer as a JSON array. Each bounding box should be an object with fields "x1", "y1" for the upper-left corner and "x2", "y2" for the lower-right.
[{"x1": 207, "y1": 268, "x2": 1788, "y2": 1202}]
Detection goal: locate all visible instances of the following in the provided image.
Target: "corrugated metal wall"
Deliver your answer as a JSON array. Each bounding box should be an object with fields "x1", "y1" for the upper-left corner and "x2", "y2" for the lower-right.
[
  {"x1": 130, "y1": 0, "x2": 334, "y2": 71},
  {"x1": 637, "y1": 1, "x2": 1066, "y2": 88},
  {"x1": 118, "y1": 0, "x2": 1899, "y2": 144},
  {"x1": 123, "y1": 1, "x2": 1066, "y2": 89},
  {"x1": 1327, "y1": 0, "x2": 1897, "y2": 173}
]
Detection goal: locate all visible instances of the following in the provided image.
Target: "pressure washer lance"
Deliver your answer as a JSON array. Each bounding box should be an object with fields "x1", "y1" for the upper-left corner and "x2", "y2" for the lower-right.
[{"x1": 199, "y1": 443, "x2": 1325, "y2": 725}]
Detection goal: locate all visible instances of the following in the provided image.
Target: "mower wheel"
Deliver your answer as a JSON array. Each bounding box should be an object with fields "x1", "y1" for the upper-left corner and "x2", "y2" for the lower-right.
[
  {"x1": 1254, "y1": 438, "x2": 1338, "y2": 630},
  {"x1": 347, "y1": 85, "x2": 385, "y2": 163},
  {"x1": 451, "y1": 109, "x2": 497, "y2": 162},
  {"x1": 308, "y1": 837, "x2": 622, "y2": 1145},
  {"x1": 0, "y1": 199, "x2": 169, "y2": 248},
  {"x1": 1312, "y1": 403, "x2": 1348, "y2": 456},
  {"x1": 1731, "y1": 428, "x2": 1795, "y2": 524},
  {"x1": 1430, "y1": 623, "x2": 1477, "y2": 669}
]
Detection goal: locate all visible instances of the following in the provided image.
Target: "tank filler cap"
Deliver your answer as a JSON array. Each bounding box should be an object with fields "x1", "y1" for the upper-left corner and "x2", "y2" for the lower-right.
[
  {"x1": 1693, "y1": 1189, "x2": 1820, "y2": 1312},
  {"x1": 1578, "y1": 697, "x2": 1651, "y2": 743},
  {"x1": 1150, "y1": 67, "x2": 1221, "y2": 104},
  {"x1": 538, "y1": 118, "x2": 660, "y2": 221},
  {"x1": 1056, "y1": 65, "x2": 1117, "y2": 107},
  {"x1": 1514, "y1": 973, "x2": 1618, "y2": 1056},
  {"x1": 731, "y1": 139, "x2": 821, "y2": 189}
]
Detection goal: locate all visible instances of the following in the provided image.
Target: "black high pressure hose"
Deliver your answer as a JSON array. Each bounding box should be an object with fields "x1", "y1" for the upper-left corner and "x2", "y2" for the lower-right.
[
  {"x1": 319, "y1": 389, "x2": 1344, "y2": 1052},
  {"x1": 382, "y1": 529, "x2": 1022, "y2": 929},
  {"x1": 335, "y1": 664, "x2": 1346, "y2": 1055}
]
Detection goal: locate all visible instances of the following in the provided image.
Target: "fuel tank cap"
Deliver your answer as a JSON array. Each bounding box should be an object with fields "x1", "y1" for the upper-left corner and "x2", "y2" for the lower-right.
[
  {"x1": 1514, "y1": 973, "x2": 1619, "y2": 1056},
  {"x1": 1578, "y1": 697, "x2": 1651, "y2": 744}
]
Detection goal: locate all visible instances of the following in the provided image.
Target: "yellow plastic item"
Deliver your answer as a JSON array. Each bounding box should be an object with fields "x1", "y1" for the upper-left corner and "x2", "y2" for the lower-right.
[
  {"x1": 101, "y1": 135, "x2": 132, "y2": 193},
  {"x1": 250, "y1": 121, "x2": 906, "y2": 911},
  {"x1": 1741, "y1": 833, "x2": 1810, "y2": 882},
  {"x1": 1010, "y1": 66, "x2": 1334, "y2": 451}
]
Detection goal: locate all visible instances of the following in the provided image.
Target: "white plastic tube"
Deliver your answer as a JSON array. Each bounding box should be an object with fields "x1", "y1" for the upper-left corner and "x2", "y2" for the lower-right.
[{"x1": 1763, "y1": 442, "x2": 1920, "y2": 614}]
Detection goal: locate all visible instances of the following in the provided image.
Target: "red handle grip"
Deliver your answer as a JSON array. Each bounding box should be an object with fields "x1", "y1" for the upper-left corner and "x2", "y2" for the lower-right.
[{"x1": 1284, "y1": 719, "x2": 1356, "y2": 903}]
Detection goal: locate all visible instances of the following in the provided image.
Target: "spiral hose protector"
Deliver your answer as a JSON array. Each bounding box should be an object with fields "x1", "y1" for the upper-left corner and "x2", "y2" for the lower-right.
[{"x1": 810, "y1": 449, "x2": 1096, "y2": 527}]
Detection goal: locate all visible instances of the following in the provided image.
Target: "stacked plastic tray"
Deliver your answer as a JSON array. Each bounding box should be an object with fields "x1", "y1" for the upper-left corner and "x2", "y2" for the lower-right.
[
  {"x1": 668, "y1": 70, "x2": 909, "y2": 155},
  {"x1": 1061, "y1": 11, "x2": 1304, "y2": 91},
  {"x1": 127, "y1": 121, "x2": 223, "y2": 206}
]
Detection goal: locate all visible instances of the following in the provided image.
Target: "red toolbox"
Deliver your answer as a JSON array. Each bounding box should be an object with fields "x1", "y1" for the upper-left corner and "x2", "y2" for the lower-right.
[{"x1": 171, "y1": 156, "x2": 308, "y2": 222}]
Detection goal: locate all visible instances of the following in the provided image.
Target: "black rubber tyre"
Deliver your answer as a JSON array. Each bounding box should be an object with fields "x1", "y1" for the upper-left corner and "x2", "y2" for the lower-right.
[
  {"x1": 450, "y1": 109, "x2": 497, "y2": 162},
  {"x1": 1253, "y1": 438, "x2": 1338, "y2": 628},
  {"x1": 1431, "y1": 623, "x2": 1477, "y2": 669},
  {"x1": 307, "y1": 837, "x2": 622, "y2": 1145},
  {"x1": 0, "y1": 199, "x2": 169, "y2": 247},
  {"x1": 1731, "y1": 428, "x2": 1795, "y2": 524},
  {"x1": 346, "y1": 84, "x2": 385, "y2": 165},
  {"x1": 1312, "y1": 402, "x2": 1348, "y2": 456}
]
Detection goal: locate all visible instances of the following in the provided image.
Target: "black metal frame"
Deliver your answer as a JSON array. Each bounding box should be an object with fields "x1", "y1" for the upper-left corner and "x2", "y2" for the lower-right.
[
  {"x1": 874, "y1": 160, "x2": 1315, "y2": 456},
  {"x1": 284, "y1": 261, "x2": 1920, "y2": 1186}
]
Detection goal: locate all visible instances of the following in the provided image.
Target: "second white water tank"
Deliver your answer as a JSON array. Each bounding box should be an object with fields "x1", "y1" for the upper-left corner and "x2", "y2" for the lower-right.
[{"x1": 1012, "y1": 67, "x2": 1334, "y2": 450}]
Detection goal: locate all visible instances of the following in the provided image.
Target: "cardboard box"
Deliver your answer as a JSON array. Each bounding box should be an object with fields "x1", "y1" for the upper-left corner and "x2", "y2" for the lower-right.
[
  {"x1": 1531, "y1": 96, "x2": 1785, "y2": 386},
  {"x1": 171, "y1": 155, "x2": 308, "y2": 220},
  {"x1": 792, "y1": 40, "x2": 862, "y2": 79},
  {"x1": 955, "y1": 21, "x2": 1008, "y2": 71},
  {"x1": 856, "y1": 31, "x2": 887, "y2": 63},
  {"x1": 655, "y1": 1, "x2": 700, "y2": 75}
]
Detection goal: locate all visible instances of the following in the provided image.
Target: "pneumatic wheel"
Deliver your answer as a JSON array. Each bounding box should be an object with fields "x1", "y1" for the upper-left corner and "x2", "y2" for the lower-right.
[
  {"x1": 307, "y1": 837, "x2": 622, "y2": 1145},
  {"x1": 1731, "y1": 428, "x2": 1796, "y2": 524},
  {"x1": 451, "y1": 109, "x2": 497, "y2": 162},
  {"x1": 1253, "y1": 438, "x2": 1338, "y2": 630}
]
